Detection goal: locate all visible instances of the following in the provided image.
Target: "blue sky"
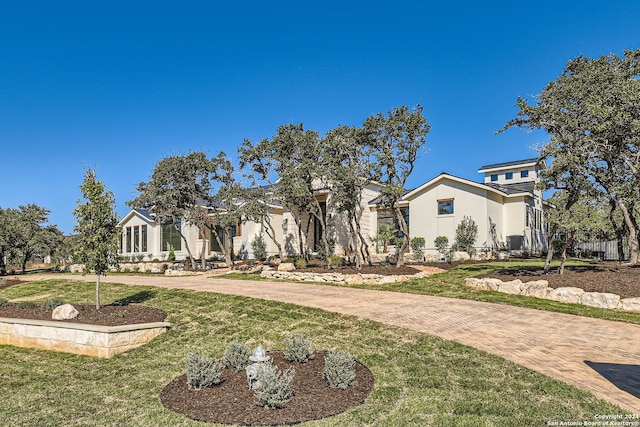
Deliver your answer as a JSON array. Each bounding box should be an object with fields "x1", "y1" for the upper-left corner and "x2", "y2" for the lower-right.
[{"x1": 1, "y1": 1, "x2": 639, "y2": 234}]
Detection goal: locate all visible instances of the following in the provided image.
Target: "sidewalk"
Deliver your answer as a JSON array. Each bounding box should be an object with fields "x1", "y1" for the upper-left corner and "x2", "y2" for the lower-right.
[{"x1": 23, "y1": 273, "x2": 640, "y2": 414}]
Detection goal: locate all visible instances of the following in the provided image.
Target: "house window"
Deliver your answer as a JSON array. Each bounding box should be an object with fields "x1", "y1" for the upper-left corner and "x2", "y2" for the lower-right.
[
  {"x1": 133, "y1": 226, "x2": 140, "y2": 252},
  {"x1": 437, "y1": 199, "x2": 454, "y2": 215},
  {"x1": 126, "y1": 227, "x2": 132, "y2": 253},
  {"x1": 141, "y1": 225, "x2": 148, "y2": 252},
  {"x1": 505, "y1": 172, "x2": 513, "y2": 180},
  {"x1": 521, "y1": 170, "x2": 529, "y2": 178},
  {"x1": 490, "y1": 174, "x2": 498, "y2": 182},
  {"x1": 161, "y1": 220, "x2": 182, "y2": 251},
  {"x1": 210, "y1": 225, "x2": 236, "y2": 252}
]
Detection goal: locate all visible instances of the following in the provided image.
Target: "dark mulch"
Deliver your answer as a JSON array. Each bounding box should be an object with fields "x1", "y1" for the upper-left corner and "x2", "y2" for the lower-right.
[
  {"x1": 0, "y1": 303, "x2": 167, "y2": 326},
  {"x1": 160, "y1": 351, "x2": 374, "y2": 426},
  {"x1": 482, "y1": 262, "x2": 640, "y2": 298},
  {"x1": 0, "y1": 278, "x2": 23, "y2": 290}
]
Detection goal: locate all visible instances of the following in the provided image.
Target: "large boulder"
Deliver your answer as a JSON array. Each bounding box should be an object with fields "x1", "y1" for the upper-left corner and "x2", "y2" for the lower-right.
[
  {"x1": 497, "y1": 279, "x2": 523, "y2": 295},
  {"x1": 52, "y1": 304, "x2": 79, "y2": 320},
  {"x1": 548, "y1": 287, "x2": 585, "y2": 304},
  {"x1": 521, "y1": 280, "x2": 550, "y2": 298},
  {"x1": 277, "y1": 262, "x2": 296, "y2": 272},
  {"x1": 620, "y1": 298, "x2": 640, "y2": 312},
  {"x1": 579, "y1": 292, "x2": 621, "y2": 309}
]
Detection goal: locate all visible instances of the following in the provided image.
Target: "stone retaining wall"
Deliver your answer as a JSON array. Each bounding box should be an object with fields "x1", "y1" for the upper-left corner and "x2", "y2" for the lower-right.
[
  {"x1": 261, "y1": 270, "x2": 435, "y2": 285},
  {"x1": 0, "y1": 317, "x2": 170, "y2": 358},
  {"x1": 464, "y1": 277, "x2": 640, "y2": 312}
]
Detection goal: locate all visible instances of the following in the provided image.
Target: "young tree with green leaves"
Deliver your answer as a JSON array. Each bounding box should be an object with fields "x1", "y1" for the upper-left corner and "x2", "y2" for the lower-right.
[
  {"x1": 73, "y1": 169, "x2": 119, "y2": 309},
  {"x1": 453, "y1": 216, "x2": 478, "y2": 258},
  {"x1": 364, "y1": 105, "x2": 430, "y2": 267}
]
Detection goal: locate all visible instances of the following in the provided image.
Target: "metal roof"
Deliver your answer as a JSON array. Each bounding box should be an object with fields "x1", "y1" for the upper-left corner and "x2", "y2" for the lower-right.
[{"x1": 478, "y1": 158, "x2": 540, "y2": 172}]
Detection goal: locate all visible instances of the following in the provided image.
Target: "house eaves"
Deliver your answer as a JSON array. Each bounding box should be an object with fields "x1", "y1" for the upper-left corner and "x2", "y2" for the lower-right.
[{"x1": 477, "y1": 158, "x2": 541, "y2": 174}]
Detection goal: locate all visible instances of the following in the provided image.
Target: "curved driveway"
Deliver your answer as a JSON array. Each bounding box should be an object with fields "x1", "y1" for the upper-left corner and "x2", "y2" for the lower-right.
[{"x1": 24, "y1": 273, "x2": 640, "y2": 414}]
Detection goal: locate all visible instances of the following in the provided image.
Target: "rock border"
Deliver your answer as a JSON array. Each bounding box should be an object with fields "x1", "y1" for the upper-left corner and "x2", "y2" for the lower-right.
[
  {"x1": 464, "y1": 277, "x2": 640, "y2": 312},
  {"x1": 261, "y1": 269, "x2": 438, "y2": 285}
]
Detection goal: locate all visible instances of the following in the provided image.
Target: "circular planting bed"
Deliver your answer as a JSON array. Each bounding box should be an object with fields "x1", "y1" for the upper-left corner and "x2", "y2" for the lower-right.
[{"x1": 160, "y1": 351, "x2": 374, "y2": 426}]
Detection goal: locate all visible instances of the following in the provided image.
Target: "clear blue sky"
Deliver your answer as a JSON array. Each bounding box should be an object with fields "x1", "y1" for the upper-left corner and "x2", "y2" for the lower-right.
[{"x1": 1, "y1": 1, "x2": 638, "y2": 234}]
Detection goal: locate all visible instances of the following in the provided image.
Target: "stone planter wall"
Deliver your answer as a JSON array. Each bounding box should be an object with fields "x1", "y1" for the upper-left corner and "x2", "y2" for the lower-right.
[
  {"x1": 464, "y1": 277, "x2": 640, "y2": 312},
  {"x1": 0, "y1": 317, "x2": 170, "y2": 358},
  {"x1": 261, "y1": 270, "x2": 434, "y2": 285}
]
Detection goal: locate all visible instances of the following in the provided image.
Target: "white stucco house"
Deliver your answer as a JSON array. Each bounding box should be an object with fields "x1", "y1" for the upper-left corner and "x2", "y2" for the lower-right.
[{"x1": 117, "y1": 158, "x2": 548, "y2": 262}]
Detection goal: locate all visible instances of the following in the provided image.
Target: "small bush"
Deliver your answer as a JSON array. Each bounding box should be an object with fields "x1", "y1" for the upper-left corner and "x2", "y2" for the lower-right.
[
  {"x1": 410, "y1": 237, "x2": 425, "y2": 261},
  {"x1": 254, "y1": 362, "x2": 295, "y2": 409},
  {"x1": 283, "y1": 335, "x2": 315, "y2": 363},
  {"x1": 329, "y1": 255, "x2": 343, "y2": 268},
  {"x1": 168, "y1": 247, "x2": 176, "y2": 261},
  {"x1": 251, "y1": 234, "x2": 268, "y2": 261},
  {"x1": 18, "y1": 301, "x2": 38, "y2": 309},
  {"x1": 294, "y1": 258, "x2": 307, "y2": 269},
  {"x1": 0, "y1": 299, "x2": 10, "y2": 308},
  {"x1": 41, "y1": 299, "x2": 65, "y2": 311},
  {"x1": 184, "y1": 352, "x2": 225, "y2": 390},
  {"x1": 223, "y1": 339, "x2": 252, "y2": 372},
  {"x1": 323, "y1": 351, "x2": 357, "y2": 389}
]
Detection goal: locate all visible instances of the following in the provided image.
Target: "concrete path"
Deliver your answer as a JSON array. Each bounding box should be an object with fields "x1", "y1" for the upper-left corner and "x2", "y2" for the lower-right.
[{"x1": 22, "y1": 273, "x2": 640, "y2": 414}]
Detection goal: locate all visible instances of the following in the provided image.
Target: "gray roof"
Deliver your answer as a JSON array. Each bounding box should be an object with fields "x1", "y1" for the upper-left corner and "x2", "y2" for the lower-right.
[
  {"x1": 134, "y1": 208, "x2": 156, "y2": 222},
  {"x1": 484, "y1": 181, "x2": 536, "y2": 195},
  {"x1": 478, "y1": 158, "x2": 540, "y2": 171}
]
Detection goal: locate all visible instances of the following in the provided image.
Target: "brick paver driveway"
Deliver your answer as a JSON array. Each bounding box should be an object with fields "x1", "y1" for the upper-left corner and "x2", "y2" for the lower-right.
[{"x1": 24, "y1": 273, "x2": 640, "y2": 414}]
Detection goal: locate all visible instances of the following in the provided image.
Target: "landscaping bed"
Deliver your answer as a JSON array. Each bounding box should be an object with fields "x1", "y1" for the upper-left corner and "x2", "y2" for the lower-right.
[
  {"x1": 482, "y1": 262, "x2": 640, "y2": 298},
  {"x1": 161, "y1": 350, "x2": 374, "y2": 426}
]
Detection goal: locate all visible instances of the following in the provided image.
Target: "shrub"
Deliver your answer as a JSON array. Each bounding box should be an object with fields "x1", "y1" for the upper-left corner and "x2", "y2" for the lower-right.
[
  {"x1": 329, "y1": 255, "x2": 344, "y2": 268},
  {"x1": 410, "y1": 237, "x2": 425, "y2": 261},
  {"x1": 184, "y1": 352, "x2": 224, "y2": 390},
  {"x1": 41, "y1": 299, "x2": 65, "y2": 311},
  {"x1": 294, "y1": 258, "x2": 307, "y2": 269},
  {"x1": 0, "y1": 299, "x2": 9, "y2": 308},
  {"x1": 223, "y1": 339, "x2": 252, "y2": 372},
  {"x1": 254, "y1": 362, "x2": 295, "y2": 409},
  {"x1": 168, "y1": 247, "x2": 176, "y2": 261},
  {"x1": 323, "y1": 351, "x2": 357, "y2": 389},
  {"x1": 434, "y1": 236, "x2": 452, "y2": 263},
  {"x1": 283, "y1": 335, "x2": 315, "y2": 363},
  {"x1": 251, "y1": 234, "x2": 268, "y2": 261},
  {"x1": 18, "y1": 301, "x2": 38, "y2": 309},
  {"x1": 454, "y1": 216, "x2": 478, "y2": 257}
]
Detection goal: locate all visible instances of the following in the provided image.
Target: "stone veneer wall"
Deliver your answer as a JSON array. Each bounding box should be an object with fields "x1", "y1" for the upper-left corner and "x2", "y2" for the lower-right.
[
  {"x1": 261, "y1": 270, "x2": 434, "y2": 285},
  {"x1": 464, "y1": 277, "x2": 640, "y2": 312},
  {"x1": 0, "y1": 317, "x2": 170, "y2": 358}
]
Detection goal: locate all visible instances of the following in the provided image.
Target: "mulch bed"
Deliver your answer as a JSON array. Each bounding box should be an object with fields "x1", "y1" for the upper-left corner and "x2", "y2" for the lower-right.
[
  {"x1": 0, "y1": 303, "x2": 167, "y2": 326},
  {"x1": 482, "y1": 262, "x2": 640, "y2": 298},
  {"x1": 160, "y1": 351, "x2": 374, "y2": 426}
]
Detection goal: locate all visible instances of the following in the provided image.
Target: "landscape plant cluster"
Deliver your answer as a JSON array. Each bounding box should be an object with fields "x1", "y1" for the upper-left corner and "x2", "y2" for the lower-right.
[{"x1": 184, "y1": 335, "x2": 358, "y2": 410}]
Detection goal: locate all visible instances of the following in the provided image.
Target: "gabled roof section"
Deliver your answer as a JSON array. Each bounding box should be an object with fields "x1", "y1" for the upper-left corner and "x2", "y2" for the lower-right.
[
  {"x1": 117, "y1": 208, "x2": 156, "y2": 226},
  {"x1": 484, "y1": 181, "x2": 536, "y2": 195},
  {"x1": 478, "y1": 158, "x2": 540, "y2": 173}
]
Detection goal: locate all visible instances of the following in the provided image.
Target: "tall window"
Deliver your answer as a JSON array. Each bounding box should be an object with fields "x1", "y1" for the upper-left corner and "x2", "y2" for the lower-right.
[
  {"x1": 161, "y1": 220, "x2": 182, "y2": 251},
  {"x1": 210, "y1": 226, "x2": 236, "y2": 252},
  {"x1": 437, "y1": 199, "x2": 454, "y2": 215},
  {"x1": 133, "y1": 226, "x2": 140, "y2": 252},
  {"x1": 141, "y1": 225, "x2": 148, "y2": 252},
  {"x1": 126, "y1": 227, "x2": 132, "y2": 252}
]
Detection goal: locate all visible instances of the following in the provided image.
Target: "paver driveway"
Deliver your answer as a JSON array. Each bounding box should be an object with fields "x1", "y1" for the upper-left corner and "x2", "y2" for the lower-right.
[{"x1": 24, "y1": 273, "x2": 640, "y2": 414}]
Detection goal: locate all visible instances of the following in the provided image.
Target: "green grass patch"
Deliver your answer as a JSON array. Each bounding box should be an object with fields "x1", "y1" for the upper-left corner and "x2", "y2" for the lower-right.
[{"x1": 0, "y1": 279, "x2": 628, "y2": 426}]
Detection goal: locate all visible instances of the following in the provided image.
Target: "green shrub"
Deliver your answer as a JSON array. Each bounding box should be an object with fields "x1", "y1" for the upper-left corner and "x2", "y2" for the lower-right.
[
  {"x1": 410, "y1": 237, "x2": 426, "y2": 261},
  {"x1": 254, "y1": 362, "x2": 295, "y2": 409},
  {"x1": 18, "y1": 301, "x2": 38, "y2": 309},
  {"x1": 0, "y1": 299, "x2": 10, "y2": 308},
  {"x1": 223, "y1": 339, "x2": 252, "y2": 372},
  {"x1": 184, "y1": 353, "x2": 224, "y2": 390},
  {"x1": 168, "y1": 247, "x2": 176, "y2": 261},
  {"x1": 329, "y1": 255, "x2": 344, "y2": 268},
  {"x1": 283, "y1": 335, "x2": 315, "y2": 363},
  {"x1": 323, "y1": 351, "x2": 357, "y2": 389},
  {"x1": 41, "y1": 299, "x2": 65, "y2": 311},
  {"x1": 251, "y1": 234, "x2": 268, "y2": 261},
  {"x1": 294, "y1": 258, "x2": 307, "y2": 269}
]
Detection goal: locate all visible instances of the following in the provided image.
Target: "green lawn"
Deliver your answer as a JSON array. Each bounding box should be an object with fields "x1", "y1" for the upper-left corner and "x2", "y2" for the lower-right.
[
  {"x1": 0, "y1": 279, "x2": 629, "y2": 426},
  {"x1": 222, "y1": 259, "x2": 640, "y2": 325}
]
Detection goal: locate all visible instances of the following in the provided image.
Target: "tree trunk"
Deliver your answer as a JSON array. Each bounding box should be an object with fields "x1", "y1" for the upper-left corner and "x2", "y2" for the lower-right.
[
  {"x1": 0, "y1": 252, "x2": 6, "y2": 276},
  {"x1": 394, "y1": 206, "x2": 409, "y2": 268},
  {"x1": 199, "y1": 227, "x2": 208, "y2": 270},
  {"x1": 95, "y1": 274, "x2": 101, "y2": 310},
  {"x1": 224, "y1": 227, "x2": 235, "y2": 270},
  {"x1": 263, "y1": 215, "x2": 284, "y2": 260},
  {"x1": 175, "y1": 224, "x2": 197, "y2": 270},
  {"x1": 617, "y1": 200, "x2": 639, "y2": 263},
  {"x1": 347, "y1": 214, "x2": 361, "y2": 269},
  {"x1": 559, "y1": 245, "x2": 567, "y2": 275},
  {"x1": 543, "y1": 224, "x2": 558, "y2": 274}
]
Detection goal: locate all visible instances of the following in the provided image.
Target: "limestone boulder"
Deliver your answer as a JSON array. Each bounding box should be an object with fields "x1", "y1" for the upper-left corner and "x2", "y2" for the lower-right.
[
  {"x1": 497, "y1": 279, "x2": 523, "y2": 295},
  {"x1": 579, "y1": 292, "x2": 621, "y2": 309},
  {"x1": 521, "y1": 280, "x2": 550, "y2": 298},
  {"x1": 277, "y1": 262, "x2": 295, "y2": 272},
  {"x1": 344, "y1": 274, "x2": 363, "y2": 285},
  {"x1": 620, "y1": 298, "x2": 640, "y2": 312},
  {"x1": 548, "y1": 287, "x2": 585, "y2": 304},
  {"x1": 52, "y1": 304, "x2": 79, "y2": 320}
]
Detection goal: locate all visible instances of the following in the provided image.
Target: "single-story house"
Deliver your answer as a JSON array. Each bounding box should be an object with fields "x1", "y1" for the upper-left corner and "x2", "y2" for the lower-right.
[{"x1": 117, "y1": 158, "x2": 548, "y2": 261}]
